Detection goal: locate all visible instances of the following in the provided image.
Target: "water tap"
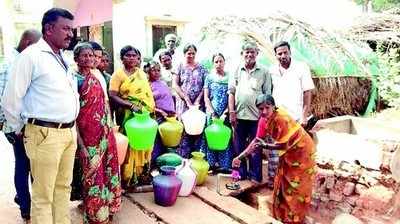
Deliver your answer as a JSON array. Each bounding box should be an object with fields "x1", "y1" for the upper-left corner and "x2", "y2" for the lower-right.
[{"x1": 216, "y1": 169, "x2": 241, "y2": 196}]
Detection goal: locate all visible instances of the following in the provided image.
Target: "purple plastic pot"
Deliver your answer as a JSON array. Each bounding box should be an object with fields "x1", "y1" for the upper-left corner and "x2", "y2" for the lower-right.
[{"x1": 153, "y1": 166, "x2": 182, "y2": 206}]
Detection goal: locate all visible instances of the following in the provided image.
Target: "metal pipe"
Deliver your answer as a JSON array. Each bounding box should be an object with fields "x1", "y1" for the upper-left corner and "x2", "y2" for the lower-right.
[{"x1": 217, "y1": 173, "x2": 234, "y2": 195}]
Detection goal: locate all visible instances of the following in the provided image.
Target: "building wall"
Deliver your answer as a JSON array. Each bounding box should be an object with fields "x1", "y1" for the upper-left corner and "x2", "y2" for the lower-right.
[
  {"x1": 112, "y1": 2, "x2": 147, "y2": 69},
  {"x1": 112, "y1": 0, "x2": 197, "y2": 69},
  {"x1": 0, "y1": 0, "x2": 51, "y2": 62}
]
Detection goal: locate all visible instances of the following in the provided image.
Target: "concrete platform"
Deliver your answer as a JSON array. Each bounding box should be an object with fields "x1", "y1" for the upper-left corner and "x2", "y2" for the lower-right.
[
  {"x1": 314, "y1": 115, "x2": 400, "y2": 169},
  {"x1": 203, "y1": 162, "x2": 270, "y2": 197},
  {"x1": 127, "y1": 192, "x2": 240, "y2": 224},
  {"x1": 124, "y1": 164, "x2": 279, "y2": 224},
  {"x1": 193, "y1": 186, "x2": 279, "y2": 224},
  {"x1": 315, "y1": 115, "x2": 400, "y2": 141}
]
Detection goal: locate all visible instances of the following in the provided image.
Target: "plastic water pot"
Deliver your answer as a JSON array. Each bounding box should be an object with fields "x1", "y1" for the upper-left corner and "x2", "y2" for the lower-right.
[
  {"x1": 156, "y1": 148, "x2": 182, "y2": 168},
  {"x1": 153, "y1": 166, "x2": 182, "y2": 206},
  {"x1": 190, "y1": 151, "x2": 209, "y2": 185},
  {"x1": 175, "y1": 159, "x2": 197, "y2": 196},
  {"x1": 124, "y1": 111, "x2": 158, "y2": 151},
  {"x1": 181, "y1": 105, "x2": 206, "y2": 135},
  {"x1": 205, "y1": 118, "x2": 231, "y2": 150},
  {"x1": 112, "y1": 126, "x2": 128, "y2": 165},
  {"x1": 158, "y1": 117, "x2": 184, "y2": 147}
]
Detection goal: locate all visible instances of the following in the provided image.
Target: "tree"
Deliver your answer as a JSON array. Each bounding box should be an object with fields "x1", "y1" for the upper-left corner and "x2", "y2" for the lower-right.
[
  {"x1": 354, "y1": 0, "x2": 400, "y2": 12},
  {"x1": 355, "y1": 0, "x2": 371, "y2": 12}
]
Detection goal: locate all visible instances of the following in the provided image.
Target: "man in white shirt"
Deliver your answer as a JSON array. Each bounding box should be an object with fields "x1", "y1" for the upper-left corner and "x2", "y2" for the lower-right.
[
  {"x1": 1, "y1": 8, "x2": 79, "y2": 224},
  {"x1": 269, "y1": 41, "x2": 315, "y2": 126},
  {"x1": 153, "y1": 33, "x2": 181, "y2": 70},
  {"x1": 158, "y1": 50, "x2": 176, "y2": 92}
]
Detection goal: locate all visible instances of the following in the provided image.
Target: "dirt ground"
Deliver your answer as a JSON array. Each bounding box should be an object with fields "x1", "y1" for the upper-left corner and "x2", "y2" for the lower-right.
[{"x1": 0, "y1": 133, "x2": 161, "y2": 224}]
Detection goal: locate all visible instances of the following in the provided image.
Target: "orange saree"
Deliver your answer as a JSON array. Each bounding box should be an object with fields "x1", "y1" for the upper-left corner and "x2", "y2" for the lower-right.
[{"x1": 257, "y1": 108, "x2": 316, "y2": 223}]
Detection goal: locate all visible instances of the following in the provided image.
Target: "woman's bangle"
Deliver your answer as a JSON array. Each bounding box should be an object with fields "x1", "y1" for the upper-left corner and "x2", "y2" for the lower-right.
[{"x1": 229, "y1": 111, "x2": 236, "y2": 114}]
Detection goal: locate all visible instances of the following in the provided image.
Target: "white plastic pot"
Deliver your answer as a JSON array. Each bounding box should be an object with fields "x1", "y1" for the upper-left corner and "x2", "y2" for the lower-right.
[
  {"x1": 175, "y1": 159, "x2": 197, "y2": 196},
  {"x1": 181, "y1": 105, "x2": 206, "y2": 135}
]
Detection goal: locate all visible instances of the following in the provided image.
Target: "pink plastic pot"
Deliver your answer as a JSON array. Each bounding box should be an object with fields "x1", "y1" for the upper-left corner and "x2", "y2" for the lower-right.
[{"x1": 113, "y1": 126, "x2": 128, "y2": 165}]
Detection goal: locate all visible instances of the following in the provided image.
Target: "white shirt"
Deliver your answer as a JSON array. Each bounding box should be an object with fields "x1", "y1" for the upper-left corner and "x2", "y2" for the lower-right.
[
  {"x1": 153, "y1": 48, "x2": 182, "y2": 73},
  {"x1": 269, "y1": 60, "x2": 314, "y2": 122},
  {"x1": 1, "y1": 38, "x2": 80, "y2": 132}
]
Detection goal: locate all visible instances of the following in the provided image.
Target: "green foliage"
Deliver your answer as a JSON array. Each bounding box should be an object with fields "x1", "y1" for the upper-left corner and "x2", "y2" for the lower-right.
[
  {"x1": 372, "y1": 0, "x2": 400, "y2": 11},
  {"x1": 354, "y1": 0, "x2": 400, "y2": 12},
  {"x1": 377, "y1": 46, "x2": 400, "y2": 108}
]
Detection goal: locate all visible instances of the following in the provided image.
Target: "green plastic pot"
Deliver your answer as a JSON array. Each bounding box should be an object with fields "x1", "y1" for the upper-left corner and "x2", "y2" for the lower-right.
[
  {"x1": 156, "y1": 148, "x2": 183, "y2": 168},
  {"x1": 204, "y1": 118, "x2": 231, "y2": 151},
  {"x1": 124, "y1": 111, "x2": 158, "y2": 151}
]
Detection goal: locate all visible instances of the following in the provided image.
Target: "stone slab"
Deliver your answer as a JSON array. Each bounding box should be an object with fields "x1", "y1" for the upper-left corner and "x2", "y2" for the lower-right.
[
  {"x1": 193, "y1": 186, "x2": 280, "y2": 224},
  {"x1": 203, "y1": 163, "x2": 270, "y2": 197},
  {"x1": 128, "y1": 192, "x2": 240, "y2": 224}
]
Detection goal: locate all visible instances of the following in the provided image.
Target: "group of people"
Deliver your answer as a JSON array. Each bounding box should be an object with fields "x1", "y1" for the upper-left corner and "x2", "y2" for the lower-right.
[
  {"x1": 0, "y1": 8, "x2": 120, "y2": 224},
  {"x1": 0, "y1": 6, "x2": 318, "y2": 224}
]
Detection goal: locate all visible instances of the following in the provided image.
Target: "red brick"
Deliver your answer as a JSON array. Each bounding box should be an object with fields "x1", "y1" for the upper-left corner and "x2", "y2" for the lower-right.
[
  {"x1": 344, "y1": 195, "x2": 359, "y2": 206},
  {"x1": 319, "y1": 193, "x2": 330, "y2": 202},
  {"x1": 326, "y1": 176, "x2": 335, "y2": 189},
  {"x1": 336, "y1": 202, "x2": 353, "y2": 213},
  {"x1": 305, "y1": 216, "x2": 314, "y2": 224},
  {"x1": 317, "y1": 169, "x2": 334, "y2": 177},
  {"x1": 329, "y1": 190, "x2": 343, "y2": 202},
  {"x1": 326, "y1": 201, "x2": 339, "y2": 210},
  {"x1": 332, "y1": 179, "x2": 346, "y2": 191},
  {"x1": 355, "y1": 184, "x2": 367, "y2": 195},
  {"x1": 355, "y1": 195, "x2": 392, "y2": 214},
  {"x1": 314, "y1": 182, "x2": 326, "y2": 194},
  {"x1": 312, "y1": 192, "x2": 321, "y2": 200},
  {"x1": 310, "y1": 199, "x2": 319, "y2": 209},
  {"x1": 343, "y1": 182, "x2": 355, "y2": 196}
]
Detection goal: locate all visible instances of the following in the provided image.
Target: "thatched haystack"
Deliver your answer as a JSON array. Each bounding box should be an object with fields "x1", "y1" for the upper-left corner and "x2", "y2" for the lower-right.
[
  {"x1": 194, "y1": 15, "x2": 376, "y2": 118},
  {"x1": 311, "y1": 77, "x2": 371, "y2": 118},
  {"x1": 346, "y1": 10, "x2": 400, "y2": 44}
]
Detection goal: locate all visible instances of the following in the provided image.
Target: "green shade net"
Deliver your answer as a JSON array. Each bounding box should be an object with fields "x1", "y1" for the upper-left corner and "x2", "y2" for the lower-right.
[{"x1": 184, "y1": 32, "x2": 381, "y2": 115}]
